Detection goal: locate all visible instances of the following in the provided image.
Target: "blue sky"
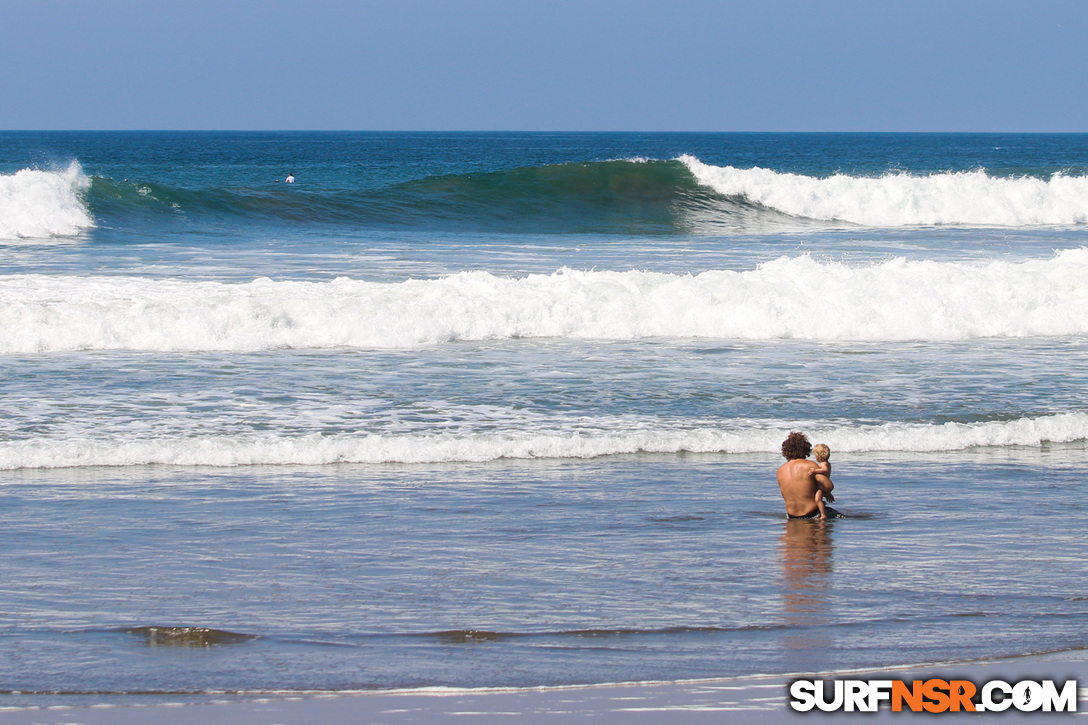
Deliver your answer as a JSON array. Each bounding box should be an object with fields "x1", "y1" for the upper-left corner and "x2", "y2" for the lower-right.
[{"x1": 2, "y1": 0, "x2": 1086, "y2": 131}]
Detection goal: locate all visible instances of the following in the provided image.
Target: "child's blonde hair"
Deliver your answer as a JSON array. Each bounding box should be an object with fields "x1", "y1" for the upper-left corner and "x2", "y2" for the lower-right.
[{"x1": 812, "y1": 443, "x2": 830, "y2": 461}]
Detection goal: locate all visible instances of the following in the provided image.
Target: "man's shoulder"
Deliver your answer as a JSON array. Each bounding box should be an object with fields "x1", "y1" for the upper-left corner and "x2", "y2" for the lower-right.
[{"x1": 777, "y1": 458, "x2": 816, "y2": 484}]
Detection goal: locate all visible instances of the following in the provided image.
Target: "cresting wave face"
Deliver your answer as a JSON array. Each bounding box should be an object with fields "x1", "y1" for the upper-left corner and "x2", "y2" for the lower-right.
[
  {"x1": 11, "y1": 156, "x2": 1088, "y2": 237},
  {"x1": 2, "y1": 249, "x2": 1087, "y2": 352},
  {"x1": 0, "y1": 163, "x2": 95, "y2": 240},
  {"x1": 81, "y1": 159, "x2": 711, "y2": 234},
  {"x1": 0, "y1": 412, "x2": 1085, "y2": 470}
]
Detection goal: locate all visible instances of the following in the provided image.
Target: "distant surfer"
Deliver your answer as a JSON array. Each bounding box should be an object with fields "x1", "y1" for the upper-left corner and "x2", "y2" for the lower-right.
[
  {"x1": 285, "y1": 173, "x2": 295, "y2": 183},
  {"x1": 777, "y1": 432, "x2": 843, "y2": 519}
]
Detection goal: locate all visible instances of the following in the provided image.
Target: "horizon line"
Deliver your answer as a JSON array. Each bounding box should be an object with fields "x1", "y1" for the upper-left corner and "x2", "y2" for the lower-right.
[{"x1": 2, "y1": 129, "x2": 1087, "y2": 135}]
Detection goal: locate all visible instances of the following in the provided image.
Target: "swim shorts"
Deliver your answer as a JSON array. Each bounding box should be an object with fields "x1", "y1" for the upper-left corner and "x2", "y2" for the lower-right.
[{"x1": 787, "y1": 507, "x2": 845, "y2": 520}]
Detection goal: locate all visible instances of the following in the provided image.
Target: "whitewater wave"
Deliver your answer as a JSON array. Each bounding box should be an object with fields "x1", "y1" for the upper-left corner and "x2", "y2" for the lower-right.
[
  {"x1": 2, "y1": 249, "x2": 1087, "y2": 352},
  {"x1": 1, "y1": 413, "x2": 1083, "y2": 470},
  {"x1": 0, "y1": 162, "x2": 95, "y2": 240},
  {"x1": 681, "y1": 156, "x2": 1088, "y2": 227}
]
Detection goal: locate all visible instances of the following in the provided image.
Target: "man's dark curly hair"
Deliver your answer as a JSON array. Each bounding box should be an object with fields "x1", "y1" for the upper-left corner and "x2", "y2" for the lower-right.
[{"x1": 781, "y1": 431, "x2": 812, "y2": 460}]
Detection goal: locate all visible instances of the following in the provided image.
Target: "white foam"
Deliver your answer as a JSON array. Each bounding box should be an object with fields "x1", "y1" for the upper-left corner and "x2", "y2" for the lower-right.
[
  {"x1": 0, "y1": 412, "x2": 1083, "y2": 469},
  {"x1": 3, "y1": 249, "x2": 1088, "y2": 352},
  {"x1": 0, "y1": 162, "x2": 95, "y2": 240},
  {"x1": 680, "y1": 156, "x2": 1088, "y2": 227}
]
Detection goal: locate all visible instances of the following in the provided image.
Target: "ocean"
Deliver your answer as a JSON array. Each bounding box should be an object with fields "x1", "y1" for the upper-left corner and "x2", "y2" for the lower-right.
[{"x1": 1, "y1": 131, "x2": 1087, "y2": 705}]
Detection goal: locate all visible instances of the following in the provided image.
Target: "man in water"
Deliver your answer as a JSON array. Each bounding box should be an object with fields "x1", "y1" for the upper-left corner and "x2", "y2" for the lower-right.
[
  {"x1": 777, "y1": 431, "x2": 843, "y2": 519},
  {"x1": 285, "y1": 173, "x2": 295, "y2": 183}
]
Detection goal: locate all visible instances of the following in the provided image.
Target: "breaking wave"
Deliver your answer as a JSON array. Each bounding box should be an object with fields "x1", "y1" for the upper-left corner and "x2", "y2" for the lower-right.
[
  {"x1": 2, "y1": 248, "x2": 1087, "y2": 353},
  {"x1": 1, "y1": 412, "x2": 1084, "y2": 470},
  {"x1": 82, "y1": 156, "x2": 1088, "y2": 233},
  {"x1": 10, "y1": 156, "x2": 1088, "y2": 238},
  {"x1": 0, "y1": 162, "x2": 95, "y2": 239},
  {"x1": 681, "y1": 155, "x2": 1088, "y2": 227}
]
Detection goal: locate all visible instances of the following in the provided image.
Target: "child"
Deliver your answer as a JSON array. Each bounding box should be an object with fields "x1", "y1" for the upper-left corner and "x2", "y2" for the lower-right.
[{"x1": 811, "y1": 443, "x2": 835, "y2": 520}]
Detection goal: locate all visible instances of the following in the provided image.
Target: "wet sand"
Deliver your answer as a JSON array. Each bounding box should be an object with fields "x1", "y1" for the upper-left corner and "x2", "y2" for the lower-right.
[{"x1": 2, "y1": 652, "x2": 1086, "y2": 724}]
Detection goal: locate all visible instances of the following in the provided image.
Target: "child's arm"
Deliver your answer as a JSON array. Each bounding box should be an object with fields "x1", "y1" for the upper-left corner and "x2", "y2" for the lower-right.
[{"x1": 812, "y1": 460, "x2": 831, "y2": 475}]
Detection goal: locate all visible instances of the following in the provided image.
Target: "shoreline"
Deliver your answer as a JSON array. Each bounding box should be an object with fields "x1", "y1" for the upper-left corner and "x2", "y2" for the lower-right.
[{"x1": 3, "y1": 651, "x2": 1087, "y2": 724}]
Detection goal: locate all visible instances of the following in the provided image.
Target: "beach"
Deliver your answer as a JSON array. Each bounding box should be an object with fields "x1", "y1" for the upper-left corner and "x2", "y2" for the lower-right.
[
  {"x1": 3, "y1": 652, "x2": 1088, "y2": 723},
  {"x1": 2, "y1": 131, "x2": 1088, "y2": 713}
]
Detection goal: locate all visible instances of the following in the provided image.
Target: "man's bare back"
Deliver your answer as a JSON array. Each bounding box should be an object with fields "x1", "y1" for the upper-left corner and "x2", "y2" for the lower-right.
[{"x1": 777, "y1": 458, "x2": 826, "y2": 518}]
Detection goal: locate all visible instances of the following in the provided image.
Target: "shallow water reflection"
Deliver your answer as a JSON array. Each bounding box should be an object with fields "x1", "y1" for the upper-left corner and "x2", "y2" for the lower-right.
[{"x1": 779, "y1": 518, "x2": 835, "y2": 670}]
